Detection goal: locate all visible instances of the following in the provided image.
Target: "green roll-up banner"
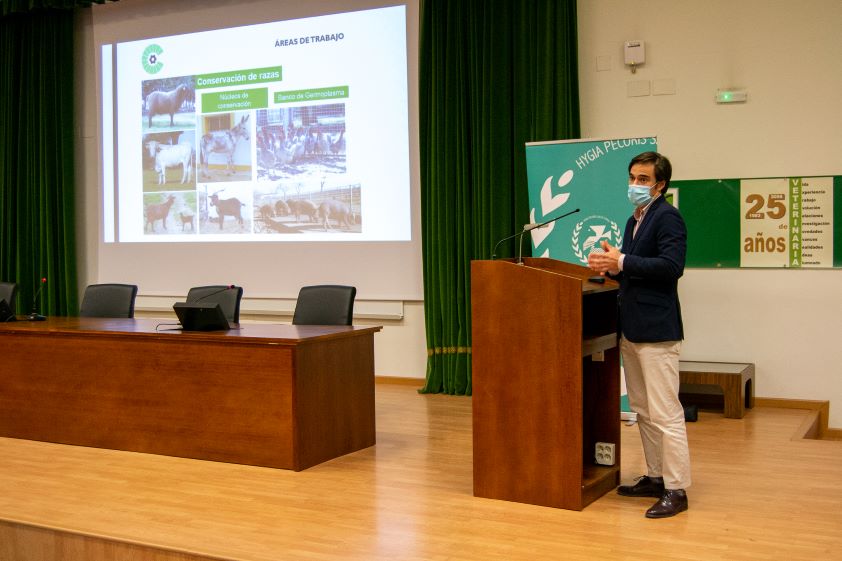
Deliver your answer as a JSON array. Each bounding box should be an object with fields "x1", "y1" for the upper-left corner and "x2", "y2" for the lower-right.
[
  {"x1": 524, "y1": 136, "x2": 657, "y2": 264},
  {"x1": 525, "y1": 136, "x2": 657, "y2": 421}
]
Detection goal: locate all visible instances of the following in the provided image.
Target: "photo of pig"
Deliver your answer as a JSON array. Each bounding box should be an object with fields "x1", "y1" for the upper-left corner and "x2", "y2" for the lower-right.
[
  {"x1": 253, "y1": 180, "x2": 361, "y2": 234},
  {"x1": 255, "y1": 104, "x2": 346, "y2": 183},
  {"x1": 143, "y1": 191, "x2": 197, "y2": 236},
  {"x1": 317, "y1": 198, "x2": 356, "y2": 231}
]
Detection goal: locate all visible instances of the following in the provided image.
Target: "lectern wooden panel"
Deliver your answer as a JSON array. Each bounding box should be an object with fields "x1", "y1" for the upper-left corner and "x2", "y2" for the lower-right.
[{"x1": 472, "y1": 258, "x2": 620, "y2": 510}]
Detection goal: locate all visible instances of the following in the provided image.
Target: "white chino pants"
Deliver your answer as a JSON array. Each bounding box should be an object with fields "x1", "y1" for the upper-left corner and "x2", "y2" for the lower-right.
[{"x1": 621, "y1": 337, "x2": 691, "y2": 490}]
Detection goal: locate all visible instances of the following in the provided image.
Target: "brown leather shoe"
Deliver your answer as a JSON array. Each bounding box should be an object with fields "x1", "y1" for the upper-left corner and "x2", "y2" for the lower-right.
[
  {"x1": 617, "y1": 475, "x2": 665, "y2": 498},
  {"x1": 645, "y1": 489, "x2": 688, "y2": 518}
]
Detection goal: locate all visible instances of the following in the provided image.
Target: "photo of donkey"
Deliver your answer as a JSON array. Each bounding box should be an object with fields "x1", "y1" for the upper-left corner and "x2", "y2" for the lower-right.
[
  {"x1": 142, "y1": 76, "x2": 196, "y2": 132},
  {"x1": 198, "y1": 112, "x2": 252, "y2": 183}
]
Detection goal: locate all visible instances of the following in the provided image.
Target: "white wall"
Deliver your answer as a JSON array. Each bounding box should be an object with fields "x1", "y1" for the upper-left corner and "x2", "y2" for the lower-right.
[
  {"x1": 75, "y1": 1, "x2": 842, "y2": 422},
  {"x1": 578, "y1": 0, "x2": 842, "y2": 426}
]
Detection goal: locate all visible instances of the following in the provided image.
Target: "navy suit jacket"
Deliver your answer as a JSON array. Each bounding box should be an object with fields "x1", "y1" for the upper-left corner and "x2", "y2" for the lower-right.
[{"x1": 612, "y1": 195, "x2": 686, "y2": 343}]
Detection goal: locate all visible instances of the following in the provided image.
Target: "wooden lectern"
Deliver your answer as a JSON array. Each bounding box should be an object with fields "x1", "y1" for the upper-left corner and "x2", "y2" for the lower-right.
[{"x1": 472, "y1": 257, "x2": 621, "y2": 511}]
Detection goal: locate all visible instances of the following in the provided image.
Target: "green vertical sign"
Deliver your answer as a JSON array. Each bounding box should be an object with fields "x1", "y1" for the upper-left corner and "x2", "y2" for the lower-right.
[{"x1": 790, "y1": 177, "x2": 802, "y2": 268}]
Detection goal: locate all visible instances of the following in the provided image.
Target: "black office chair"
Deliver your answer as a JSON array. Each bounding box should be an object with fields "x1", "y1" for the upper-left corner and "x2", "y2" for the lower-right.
[
  {"x1": 0, "y1": 281, "x2": 17, "y2": 320},
  {"x1": 79, "y1": 283, "x2": 139, "y2": 318},
  {"x1": 292, "y1": 285, "x2": 356, "y2": 326},
  {"x1": 186, "y1": 285, "x2": 243, "y2": 324}
]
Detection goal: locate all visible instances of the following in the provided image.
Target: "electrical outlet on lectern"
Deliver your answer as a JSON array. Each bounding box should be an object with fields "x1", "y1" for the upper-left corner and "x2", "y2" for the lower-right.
[{"x1": 595, "y1": 442, "x2": 616, "y2": 466}]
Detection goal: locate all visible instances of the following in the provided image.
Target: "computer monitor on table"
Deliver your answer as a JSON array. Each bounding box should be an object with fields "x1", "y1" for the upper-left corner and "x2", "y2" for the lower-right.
[{"x1": 172, "y1": 302, "x2": 232, "y2": 331}]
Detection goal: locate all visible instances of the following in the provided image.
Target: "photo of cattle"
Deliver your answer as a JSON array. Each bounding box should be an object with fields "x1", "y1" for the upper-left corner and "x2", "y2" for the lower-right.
[
  {"x1": 143, "y1": 191, "x2": 197, "y2": 235},
  {"x1": 198, "y1": 111, "x2": 252, "y2": 183},
  {"x1": 142, "y1": 76, "x2": 196, "y2": 132},
  {"x1": 197, "y1": 184, "x2": 253, "y2": 234},
  {"x1": 255, "y1": 104, "x2": 347, "y2": 183},
  {"x1": 141, "y1": 131, "x2": 196, "y2": 192},
  {"x1": 253, "y1": 179, "x2": 361, "y2": 234}
]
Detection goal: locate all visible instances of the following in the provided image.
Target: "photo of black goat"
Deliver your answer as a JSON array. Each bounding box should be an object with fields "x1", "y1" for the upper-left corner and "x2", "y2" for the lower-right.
[
  {"x1": 197, "y1": 185, "x2": 253, "y2": 234},
  {"x1": 142, "y1": 76, "x2": 196, "y2": 132}
]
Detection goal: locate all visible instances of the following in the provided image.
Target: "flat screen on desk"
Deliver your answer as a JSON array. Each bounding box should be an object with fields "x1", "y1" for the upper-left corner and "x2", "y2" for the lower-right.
[{"x1": 173, "y1": 302, "x2": 231, "y2": 331}]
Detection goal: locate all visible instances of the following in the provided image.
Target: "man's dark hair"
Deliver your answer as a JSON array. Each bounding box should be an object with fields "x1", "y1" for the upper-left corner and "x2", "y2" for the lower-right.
[{"x1": 629, "y1": 151, "x2": 672, "y2": 192}]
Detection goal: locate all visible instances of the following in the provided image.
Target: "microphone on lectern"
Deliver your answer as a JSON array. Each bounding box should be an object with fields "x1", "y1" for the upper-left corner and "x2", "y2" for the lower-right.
[
  {"x1": 491, "y1": 231, "x2": 524, "y2": 261},
  {"x1": 193, "y1": 285, "x2": 235, "y2": 302},
  {"x1": 521, "y1": 207, "x2": 581, "y2": 233},
  {"x1": 491, "y1": 208, "x2": 581, "y2": 262}
]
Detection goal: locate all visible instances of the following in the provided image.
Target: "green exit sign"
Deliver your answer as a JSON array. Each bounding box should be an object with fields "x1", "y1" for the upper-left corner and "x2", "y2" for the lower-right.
[{"x1": 715, "y1": 89, "x2": 748, "y2": 103}]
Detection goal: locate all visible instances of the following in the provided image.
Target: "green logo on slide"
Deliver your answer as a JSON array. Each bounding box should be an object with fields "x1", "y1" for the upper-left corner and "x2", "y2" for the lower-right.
[{"x1": 142, "y1": 44, "x2": 164, "y2": 74}]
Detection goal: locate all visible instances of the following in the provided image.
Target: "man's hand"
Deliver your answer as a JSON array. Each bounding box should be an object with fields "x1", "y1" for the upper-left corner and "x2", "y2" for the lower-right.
[{"x1": 587, "y1": 240, "x2": 622, "y2": 275}]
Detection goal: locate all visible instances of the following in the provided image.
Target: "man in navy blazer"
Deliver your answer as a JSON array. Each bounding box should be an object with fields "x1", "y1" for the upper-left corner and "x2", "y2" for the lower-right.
[{"x1": 587, "y1": 151, "x2": 690, "y2": 518}]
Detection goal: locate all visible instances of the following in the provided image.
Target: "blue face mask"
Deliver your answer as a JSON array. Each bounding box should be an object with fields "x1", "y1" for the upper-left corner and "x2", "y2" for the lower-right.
[{"x1": 628, "y1": 185, "x2": 654, "y2": 207}]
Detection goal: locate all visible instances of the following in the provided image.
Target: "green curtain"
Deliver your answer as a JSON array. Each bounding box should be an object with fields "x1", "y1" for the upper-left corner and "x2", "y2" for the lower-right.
[
  {"x1": 0, "y1": 4, "x2": 90, "y2": 315},
  {"x1": 419, "y1": 0, "x2": 580, "y2": 395}
]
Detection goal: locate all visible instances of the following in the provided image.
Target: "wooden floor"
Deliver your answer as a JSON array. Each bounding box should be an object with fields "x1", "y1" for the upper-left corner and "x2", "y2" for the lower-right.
[{"x1": 1, "y1": 381, "x2": 842, "y2": 561}]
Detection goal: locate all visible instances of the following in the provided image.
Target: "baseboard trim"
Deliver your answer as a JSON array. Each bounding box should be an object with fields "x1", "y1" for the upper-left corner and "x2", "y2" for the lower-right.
[
  {"x1": 375, "y1": 376, "x2": 424, "y2": 386},
  {"x1": 823, "y1": 428, "x2": 842, "y2": 441},
  {"x1": 755, "y1": 397, "x2": 833, "y2": 440}
]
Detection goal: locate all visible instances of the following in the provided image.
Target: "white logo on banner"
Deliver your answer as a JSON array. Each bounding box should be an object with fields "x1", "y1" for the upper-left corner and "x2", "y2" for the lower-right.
[
  {"x1": 530, "y1": 169, "x2": 575, "y2": 250},
  {"x1": 540, "y1": 171, "x2": 573, "y2": 214},
  {"x1": 571, "y1": 215, "x2": 622, "y2": 264}
]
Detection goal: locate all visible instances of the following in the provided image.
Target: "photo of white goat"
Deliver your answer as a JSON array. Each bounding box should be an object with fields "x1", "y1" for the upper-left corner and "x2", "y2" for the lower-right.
[{"x1": 142, "y1": 131, "x2": 196, "y2": 192}]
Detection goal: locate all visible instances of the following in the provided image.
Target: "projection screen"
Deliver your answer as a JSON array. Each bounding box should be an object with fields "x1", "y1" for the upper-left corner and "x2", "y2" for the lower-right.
[{"x1": 92, "y1": 1, "x2": 421, "y2": 300}]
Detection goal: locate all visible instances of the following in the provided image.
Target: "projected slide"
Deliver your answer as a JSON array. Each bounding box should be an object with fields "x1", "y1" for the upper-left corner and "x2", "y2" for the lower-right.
[{"x1": 102, "y1": 6, "x2": 409, "y2": 242}]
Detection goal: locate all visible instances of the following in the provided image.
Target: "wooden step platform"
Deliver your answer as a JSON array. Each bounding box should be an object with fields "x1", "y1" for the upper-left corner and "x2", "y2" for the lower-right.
[{"x1": 679, "y1": 360, "x2": 755, "y2": 418}]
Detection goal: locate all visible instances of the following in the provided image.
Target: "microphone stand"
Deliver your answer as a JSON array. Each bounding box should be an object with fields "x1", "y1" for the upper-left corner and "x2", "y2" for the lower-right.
[
  {"x1": 192, "y1": 285, "x2": 235, "y2": 303},
  {"x1": 491, "y1": 231, "x2": 524, "y2": 261},
  {"x1": 510, "y1": 208, "x2": 581, "y2": 264},
  {"x1": 27, "y1": 278, "x2": 47, "y2": 321},
  {"x1": 516, "y1": 229, "x2": 528, "y2": 265}
]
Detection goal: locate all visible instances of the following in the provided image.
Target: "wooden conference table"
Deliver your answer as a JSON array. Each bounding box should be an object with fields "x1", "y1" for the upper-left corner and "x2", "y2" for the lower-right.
[{"x1": 0, "y1": 318, "x2": 380, "y2": 471}]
